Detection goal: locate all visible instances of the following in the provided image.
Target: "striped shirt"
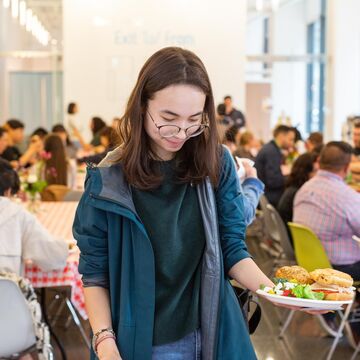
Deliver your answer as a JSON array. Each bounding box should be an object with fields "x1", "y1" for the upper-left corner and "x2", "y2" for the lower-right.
[{"x1": 293, "y1": 170, "x2": 360, "y2": 265}]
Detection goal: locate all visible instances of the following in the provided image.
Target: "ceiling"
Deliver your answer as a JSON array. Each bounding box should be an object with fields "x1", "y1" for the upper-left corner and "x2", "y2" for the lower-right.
[{"x1": 27, "y1": 0, "x2": 62, "y2": 44}]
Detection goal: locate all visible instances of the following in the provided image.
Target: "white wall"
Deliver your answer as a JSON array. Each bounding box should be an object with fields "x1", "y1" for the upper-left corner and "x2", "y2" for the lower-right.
[
  {"x1": 326, "y1": 0, "x2": 360, "y2": 140},
  {"x1": 63, "y1": 0, "x2": 247, "y2": 137},
  {"x1": 271, "y1": 0, "x2": 307, "y2": 134}
]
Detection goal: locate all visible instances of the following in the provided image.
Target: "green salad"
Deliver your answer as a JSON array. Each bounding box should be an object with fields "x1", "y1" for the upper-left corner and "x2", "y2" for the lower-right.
[{"x1": 260, "y1": 278, "x2": 325, "y2": 300}]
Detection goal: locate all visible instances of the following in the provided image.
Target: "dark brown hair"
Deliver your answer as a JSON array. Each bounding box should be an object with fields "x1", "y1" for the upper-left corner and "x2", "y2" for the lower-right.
[
  {"x1": 67, "y1": 102, "x2": 77, "y2": 114},
  {"x1": 240, "y1": 131, "x2": 254, "y2": 146},
  {"x1": 286, "y1": 152, "x2": 317, "y2": 188},
  {"x1": 307, "y1": 132, "x2": 323, "y2": 146},
  {"x1": 319, "y1": 141, "x2": 353, "y2": 172},
  {"x1": 273, "y1": 125, "x2": 295, "y2": 138},
  {"x1": 99, "y1": 126, "x2": 116, "y2": 148},
  {"x1": 116, "y1": 47, "x2": 221, "y2": 189},
  {"x1": 44, "y1": 134, "x2": 68, "y2": 186},
  {"x1": 91, "y1": 117, "x2": 106, "y2": 136}
]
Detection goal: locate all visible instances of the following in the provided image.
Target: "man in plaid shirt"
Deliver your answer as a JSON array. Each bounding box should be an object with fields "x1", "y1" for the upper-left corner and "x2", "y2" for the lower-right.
[{"x1": 294, "y1": 141, "x2": 360, "y2": 279}]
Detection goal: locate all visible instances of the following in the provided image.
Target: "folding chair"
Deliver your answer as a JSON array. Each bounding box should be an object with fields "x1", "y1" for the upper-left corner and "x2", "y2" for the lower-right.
[
  {"x1": 281, "y1": 222, "x2": 355, "y2": 360},
  {"x1": 0, "y1": 273, "x2": 54, "y2": 359},
  {"x1": 258, "y1": 195, "x2": 284, "y2": 258},
  {"x1": 266, "y1": 203, "x2": 296, "y2": 264}
]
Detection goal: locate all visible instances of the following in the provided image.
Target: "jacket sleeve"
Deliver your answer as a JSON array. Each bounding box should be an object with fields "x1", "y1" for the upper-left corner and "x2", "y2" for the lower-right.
[
  {"x1": 73, "y1": 190, "x2": 109, "y2": 288},
  {"x1": 216, "y1": 148, "x2": 252, "y2": 274},
  {"x1": 241, "y1": 177, "x2": 264, "y2": 225},
  {"x1": 21, "y1": 211, "x2": 68, "y2": 272}
]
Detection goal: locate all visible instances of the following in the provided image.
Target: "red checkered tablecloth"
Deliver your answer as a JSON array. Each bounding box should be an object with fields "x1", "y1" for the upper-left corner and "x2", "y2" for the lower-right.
[{"x1": 24, "y1": 202, "x2": 88, "y2": 320}]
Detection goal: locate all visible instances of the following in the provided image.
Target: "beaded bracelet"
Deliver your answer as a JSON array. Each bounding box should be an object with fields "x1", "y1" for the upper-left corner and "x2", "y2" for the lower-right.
[
  {"x1": 92, "y1": 328, "x2": 116, "y2": 355},
  {"x1": 95, "y1": 334, "x2": 116, "y2": 355}
]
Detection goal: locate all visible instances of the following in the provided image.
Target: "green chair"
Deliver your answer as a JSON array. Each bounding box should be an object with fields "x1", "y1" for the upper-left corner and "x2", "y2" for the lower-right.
[
  {"x1": 279, "y1": 222, "x2": 354, "y2": 360},
  {"x1": 287, "y1": 222, "x2": 331, "y2": 271}
]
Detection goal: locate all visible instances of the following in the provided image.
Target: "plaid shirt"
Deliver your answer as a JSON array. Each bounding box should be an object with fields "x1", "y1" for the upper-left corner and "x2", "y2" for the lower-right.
[{"x1": 293, "y1": 170, "x2": 360, "y2": 265}]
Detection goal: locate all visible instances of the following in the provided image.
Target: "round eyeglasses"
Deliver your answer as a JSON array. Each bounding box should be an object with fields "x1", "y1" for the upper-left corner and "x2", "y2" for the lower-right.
[{"x1": 148, "y1": 111, "x2": 209, "y2": 138}]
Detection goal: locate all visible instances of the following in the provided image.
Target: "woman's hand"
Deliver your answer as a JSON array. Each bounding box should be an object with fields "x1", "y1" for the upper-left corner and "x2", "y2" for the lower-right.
[
  {"x1": 242, "y1": 160, "x2": 257, "y2": 179},
  {"x1": 97, "y1": 338, "x2": 122, "y2": 360}
]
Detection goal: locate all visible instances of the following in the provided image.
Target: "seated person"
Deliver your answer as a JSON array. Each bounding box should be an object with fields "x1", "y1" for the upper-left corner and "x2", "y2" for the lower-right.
[
  {"x1": 235, "y1": 131, "x2": 260, "y2": 160},
  {"x1": 71, "y1": 116, "x2": 107, "y2": 151},
  {"x1": 277, "y1": 152, "x2": 318, "y2": 241},
  {"x1": 52, "y1": 123, "x2": 78, "y2": 159},
  {"x1": 305, "y1": 132, "x2": 323, "y2": 152},
  {"x1": 1, "y1": 120, "x2": 43, "y2": 169},
  {"x1": 44, "y1": 134, "x2": 69, "y2": 186},
  {"x1": 78, "y1": 126, "x2": 116, "y2": 165},
  {"x1": 350, "y1": 122, "x2": 360, "y2": 182},
  {"x1": 294, "y1": 141, "x2": 360, "y2": 280},
  {"x1": 214, "y1": 128, "x2": 264, "y2": 226},
  {"x1": 0, "y1": 127, "x2": 9, "y2": 162},
  {"x1": 0, "y1": 161, "x2": 68, "y2": 276},
  {"x1": 255, "y1": 125, "x2": 296, "y2": 206}
]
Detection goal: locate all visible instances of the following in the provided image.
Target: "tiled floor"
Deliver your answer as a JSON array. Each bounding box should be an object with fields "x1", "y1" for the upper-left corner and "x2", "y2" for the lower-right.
[{"x1": 44, "y1": 235, "x2": 358, "y2": 360}]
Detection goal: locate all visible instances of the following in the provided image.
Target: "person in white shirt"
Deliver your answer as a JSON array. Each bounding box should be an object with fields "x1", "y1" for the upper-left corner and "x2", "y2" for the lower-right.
[{"x1": 0, "y1": 160, "x2": 68, "y2": 276}]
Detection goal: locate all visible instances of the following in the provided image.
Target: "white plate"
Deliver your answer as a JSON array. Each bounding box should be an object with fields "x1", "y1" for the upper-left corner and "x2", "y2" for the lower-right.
[{"x1": 256, "y1": 289, "x2": 353, "y2": 310}]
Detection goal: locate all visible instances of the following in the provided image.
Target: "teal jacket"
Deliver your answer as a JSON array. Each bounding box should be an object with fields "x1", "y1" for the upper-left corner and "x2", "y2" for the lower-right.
[{"x1": 73, "y1": 148, "x2": 257, "y2": 360}]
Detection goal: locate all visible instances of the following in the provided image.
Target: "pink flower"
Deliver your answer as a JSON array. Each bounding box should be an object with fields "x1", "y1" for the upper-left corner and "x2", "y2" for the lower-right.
[
  {"x1": 46, "y1": 167, "x2": 57, "y2": 178},
  {"x1": 40, "y1": 151, "x2": 52, "y2": 160}
]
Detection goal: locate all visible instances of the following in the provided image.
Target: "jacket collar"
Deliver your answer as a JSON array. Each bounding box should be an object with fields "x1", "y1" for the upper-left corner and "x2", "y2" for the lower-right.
[{"x1": 84, "y1": 146, "x2": 137, "y2": 214}]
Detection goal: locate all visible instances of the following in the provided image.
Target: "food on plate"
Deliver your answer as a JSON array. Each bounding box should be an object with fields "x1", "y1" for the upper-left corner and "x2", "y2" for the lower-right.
[
  {"x1": 275, "y1": 265, "x2": 313, "y2": 285},
  {"x1": 260, "y1": 266, "x2": 355, "y2": 301},
  {"x1": 309, "y1": 268, "x2": 354, "y2": 301}
]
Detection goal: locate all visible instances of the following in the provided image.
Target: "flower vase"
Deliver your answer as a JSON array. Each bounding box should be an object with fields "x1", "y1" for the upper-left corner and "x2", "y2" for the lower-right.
[{"x1": 27, "y1": 192, "x2": 41, "y2": 213}]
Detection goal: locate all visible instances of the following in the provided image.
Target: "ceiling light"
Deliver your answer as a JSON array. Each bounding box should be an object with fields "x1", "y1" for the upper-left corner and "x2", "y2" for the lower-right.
[
  {"x1": 19, "y1": 0, "x2": 26, "y2": 25},
  {"x1": 3, "y1": 0, "x2": 10, "y2": 8},
  {"x1": 11, "y1": 0, "x2": 19, "y2": 18},
  {"x1": 25, "y1": 8, "x2": 32, "y2": 31}
]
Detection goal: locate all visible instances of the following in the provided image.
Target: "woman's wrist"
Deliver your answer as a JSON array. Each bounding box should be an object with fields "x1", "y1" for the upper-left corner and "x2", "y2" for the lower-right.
[
  {"x1": 96, "y1": 335, "x2": 117, "y2": 356},
  {"x1": 92, "y1": 328, "x2": 116, "y2": 356}
]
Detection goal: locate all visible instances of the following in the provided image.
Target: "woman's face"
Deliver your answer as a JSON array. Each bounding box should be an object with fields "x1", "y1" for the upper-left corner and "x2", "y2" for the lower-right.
[
  {"x1": 144, "y1": 84, "x2": 206, "y2": 160},
  {"x1": 30, "y1": 135, "x2": 44, "y2": 153}
]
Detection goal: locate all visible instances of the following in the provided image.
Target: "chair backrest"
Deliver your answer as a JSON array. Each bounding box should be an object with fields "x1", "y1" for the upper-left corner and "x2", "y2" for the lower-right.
[
  {"x1": 0, "y1": 279, "x2": 36, "y2": 357},
  {"x1": 288, "y1": 222, "x2": 332, "y2": 271},
  {"x1": 259, "y1": 195, "x2": 279, "y2": 241},
  {"x1": 266, "y1": 204, "x2": 295, "y2": 260},
  {"x1": 41, "y1": 184, "x2": 70, "y2": 201},
  {"x1": 63, "y1": 190, "x2": 83, "y2": 202}
]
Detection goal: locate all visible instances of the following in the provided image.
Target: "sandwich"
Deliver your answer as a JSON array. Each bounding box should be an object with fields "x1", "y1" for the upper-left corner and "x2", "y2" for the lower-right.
[
  {"x1": 275, "y1": 265, "x2": 313, "y2": 285},
  {"x1": 309, "y1": 268, "x2": 355, "y2": 301}
]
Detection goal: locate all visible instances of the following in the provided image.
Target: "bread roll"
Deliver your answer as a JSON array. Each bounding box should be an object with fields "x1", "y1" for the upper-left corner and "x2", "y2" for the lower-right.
[
  {"x1": 324, "y1": 292, "x2": 354, "y2": 301},
  {"x1": 275, "y1": 266, "x2": 313, "y2": 284},
  {"x1": 309, "y1": 268, "x2": 353, "y2": 288}
]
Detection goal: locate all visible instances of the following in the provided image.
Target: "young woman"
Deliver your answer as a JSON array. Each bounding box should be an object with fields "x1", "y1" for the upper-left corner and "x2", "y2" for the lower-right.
[
  {"x1": 277, "y1": 152, "x2": 318, "y2": 227},
  {"x1": 73, "y1": 47, "x2": 314, "y2": 360},
  {"x1": 52, "y1": 123, "x2": 78, "y2": 159},
  {"x1": 44, "y1": 134, "x2": 69, "y2": 186}
]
